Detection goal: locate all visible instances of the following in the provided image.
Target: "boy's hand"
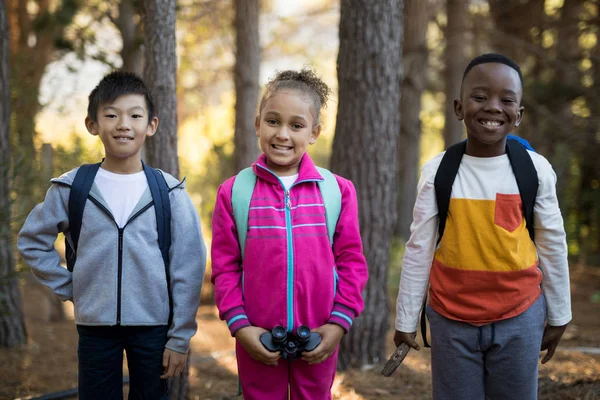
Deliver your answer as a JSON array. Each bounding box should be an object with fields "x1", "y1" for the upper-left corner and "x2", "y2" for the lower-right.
[
  {"x1": 302, "y1": 323, "x2": 345, "y2": 364},
  {"x1": 235, "y1": 326, "x2": 281, "y2": 366},
  {"x1": 540, "y1": 323, "x2": 568, "y2": 364},
  {"x1": 394, "y1": 330, "x2": 420, "y2": 351},
  {"x1": 161, "y1": 348, "x2": 188, "y2": 379}
]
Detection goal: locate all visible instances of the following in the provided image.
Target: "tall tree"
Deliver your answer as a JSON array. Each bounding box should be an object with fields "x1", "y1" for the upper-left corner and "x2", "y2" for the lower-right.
[
  {"x1": 144, "y1": 0, "x2": 179, "y2": 178},
  {"x1": 233, "y1": 0, "x2": 261, "y2": 172},
  {"x1": 112, "y1": 0, "x2": 145, "y2": 74},
  {"x1": 442, "y1": 0, "x2": 467, "y2": 148},
  {"x1": 0, "y1": 0, "x2": 27, "y2": 347},
  {"x1": 6, "y1": 0, "x2": 80, "y2": 209},
  {"x1": 143, "y1": 1, "x2": 186, "y2": 396},
  {"x1": 396, "y1": 0, "x2": 431, "y2": 239},
  {"x1": 330, "y1": 0, "x2": 403, "y2": 369}
]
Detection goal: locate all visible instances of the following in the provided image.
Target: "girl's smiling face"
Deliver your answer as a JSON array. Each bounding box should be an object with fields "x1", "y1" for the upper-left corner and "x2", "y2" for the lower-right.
[{"x1": 255, "y1": 90, "x2": 321, "y2": 176}]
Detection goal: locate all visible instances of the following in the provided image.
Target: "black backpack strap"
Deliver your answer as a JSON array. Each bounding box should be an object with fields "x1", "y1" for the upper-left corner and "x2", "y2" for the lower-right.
[
  {"x1": 420, "y1": 299, "x2": 430, "y2": 348},
  {"x1": 434, "y1": 141, "x2": 467, "y2": 245},
  {"x1": 67, "y1": 163, "x2": 102, "y2": 272},
  {"x1": 420, "y1": 141, "x2": 467, "y2": 349},
  {"x1": 143, "y1": 162, "x2": 173, "y2": 324},
  {"x1": 506, "y1": 140, "x2": 538, "y2": 243}
]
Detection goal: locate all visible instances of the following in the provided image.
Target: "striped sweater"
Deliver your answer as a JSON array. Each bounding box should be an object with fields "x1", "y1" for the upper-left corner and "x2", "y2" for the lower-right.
[
  {"x1": 211, "y1": 153, "x2": 368, "y2": 336},
  {"x1": 395, "y1": 150, "x2": 572, "y2": 332}
]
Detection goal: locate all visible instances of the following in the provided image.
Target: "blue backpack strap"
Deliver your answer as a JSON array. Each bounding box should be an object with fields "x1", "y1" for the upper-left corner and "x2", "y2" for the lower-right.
[
  {"x1": 316, "y1": 167, "x2": 341, "y2": 246},
  {"x1": 506, "y1": 139, "x2": 538, "y2": 243},
  {"x1": 231, "y1": 167, "x2": 257, "y2": 258},
  {"x1": 142, "y1": 162, "x2": 173, "y2": 324},
  {"x1": 67, "y1": 162, "x2": 102, "y2": 272},
  {"x1": 507, "y1": 134, "x2": 535, "y2": 152}
]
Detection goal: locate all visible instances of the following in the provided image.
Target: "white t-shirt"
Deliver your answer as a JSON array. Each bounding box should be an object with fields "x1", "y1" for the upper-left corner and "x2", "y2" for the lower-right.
[
  {"x1": 279, "y1": 174, "x2": 298, "y2": 190},
  {"x1": 94, "y1": 168, "x2": 148, "y2": 228},
  {"x1": 395, "y1": 150, "x2": 571, "y2": 332}
]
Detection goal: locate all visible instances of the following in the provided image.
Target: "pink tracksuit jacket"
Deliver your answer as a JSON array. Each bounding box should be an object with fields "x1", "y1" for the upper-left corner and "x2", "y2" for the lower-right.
[{"x1": 211, "y1": 153, "x2": 368, "y2": 399}]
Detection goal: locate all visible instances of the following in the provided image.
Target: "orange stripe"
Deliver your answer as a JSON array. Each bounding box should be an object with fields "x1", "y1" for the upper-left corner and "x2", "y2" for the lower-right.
[{"x1": 429, "y1": 258, "x2": 542, "y2": 324}]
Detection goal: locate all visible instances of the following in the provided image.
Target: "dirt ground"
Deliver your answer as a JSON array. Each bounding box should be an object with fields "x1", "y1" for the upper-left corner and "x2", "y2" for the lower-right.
[{"x1": 2, "y1": 267, "x2": 599, "y2": 400}]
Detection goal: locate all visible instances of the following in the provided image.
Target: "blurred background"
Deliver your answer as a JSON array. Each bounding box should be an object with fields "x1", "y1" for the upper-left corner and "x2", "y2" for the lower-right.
[{"x1": 1, "y1": 0, "x2": 599, "y2": 399}]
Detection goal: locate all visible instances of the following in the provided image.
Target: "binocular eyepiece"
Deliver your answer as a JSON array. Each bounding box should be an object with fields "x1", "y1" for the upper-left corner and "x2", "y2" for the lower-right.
[{"x1": 260, "y1": 325, "x2": 321, "y2": 361}]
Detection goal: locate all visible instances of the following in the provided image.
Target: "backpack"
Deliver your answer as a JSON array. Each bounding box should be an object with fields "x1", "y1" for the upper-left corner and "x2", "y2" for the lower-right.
[
  {"x1": 231, "y1": 166, "x2": 342, "y2": 258},
  {"x1": 420, "y1": 137, "x2": 539, "y2": 347},
  {"x1": 65, "y1": 161, "x2": 173, "y2": 323}
]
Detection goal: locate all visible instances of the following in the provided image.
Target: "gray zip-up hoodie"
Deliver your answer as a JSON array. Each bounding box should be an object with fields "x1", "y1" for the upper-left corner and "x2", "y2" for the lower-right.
[{"x1": 18, "y1": 167, "x2": 206, "y2": 353}]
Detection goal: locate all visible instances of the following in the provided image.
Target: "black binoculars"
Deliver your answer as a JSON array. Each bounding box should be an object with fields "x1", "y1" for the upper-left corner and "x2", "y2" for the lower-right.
[{"x1": 260, "y1": 325, "x2": 321, "y2": 360}]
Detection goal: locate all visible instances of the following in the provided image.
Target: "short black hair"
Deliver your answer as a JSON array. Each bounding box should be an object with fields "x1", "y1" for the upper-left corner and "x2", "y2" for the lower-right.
[
  {"x1": 87, "y1": 71, "x2": 155, "y2": 122},
  {"x1": 462, "y1": 53, "x2": 523, "y2": 85}
]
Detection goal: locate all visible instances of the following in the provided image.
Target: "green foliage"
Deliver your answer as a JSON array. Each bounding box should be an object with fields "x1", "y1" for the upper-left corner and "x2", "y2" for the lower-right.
[{"x1": 183, "y1": 142, "x2": 234, "y2": 235}]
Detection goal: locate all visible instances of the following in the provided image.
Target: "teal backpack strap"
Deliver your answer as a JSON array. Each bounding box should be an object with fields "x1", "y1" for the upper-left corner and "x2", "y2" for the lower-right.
[
  {"x1": 316, "y1": 167, "x2": 342, "y2": 246},
  {"x1": 231, "y1": 167, "x2": 257, "y2": 258}
]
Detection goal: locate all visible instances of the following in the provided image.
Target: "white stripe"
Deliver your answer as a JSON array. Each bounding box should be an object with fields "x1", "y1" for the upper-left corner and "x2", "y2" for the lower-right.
[
  {"x1": 250, "y1": 206, "x2": 286, "y2": 211},
  {"x1": 292, "y1": 223, "x2": 327, "y2": 228},
  {"x1": 248, "y1": 225, "x2": 287, "y2": 230}
]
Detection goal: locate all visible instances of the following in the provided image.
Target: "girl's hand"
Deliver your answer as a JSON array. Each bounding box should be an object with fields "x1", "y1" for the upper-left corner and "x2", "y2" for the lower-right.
[
  {"x1": 235, "y1": 326, "x2": 281, "y2": 366},
  {"x1": 301, "y1": 324, "x2": 345, "y2": 364}
]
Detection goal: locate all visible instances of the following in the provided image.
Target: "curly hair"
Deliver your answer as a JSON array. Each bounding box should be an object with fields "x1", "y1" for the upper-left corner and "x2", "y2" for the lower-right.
[{"x1": 258, "y1": 67, "x2": 332, "y2": 126}]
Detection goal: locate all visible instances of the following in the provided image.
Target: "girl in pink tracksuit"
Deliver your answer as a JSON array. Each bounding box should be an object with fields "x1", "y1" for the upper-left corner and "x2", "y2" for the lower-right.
[{"x1": 211, "y1": 68, "x2": 368, "y2": 400}]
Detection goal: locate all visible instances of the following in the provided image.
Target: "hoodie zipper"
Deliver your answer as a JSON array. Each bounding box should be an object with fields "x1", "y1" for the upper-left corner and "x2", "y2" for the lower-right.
[
  {"x1": 87, "y1": 196, "x2": 156, "y2": 326},
  {"x1": 255, "y1": 164, "x2": 321, "y2": 333}
]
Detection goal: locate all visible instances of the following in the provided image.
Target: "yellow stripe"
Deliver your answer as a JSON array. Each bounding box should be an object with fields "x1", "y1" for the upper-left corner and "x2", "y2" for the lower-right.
[{"x1": 435, "y1": 198, "x2": 537, "y2": 272}]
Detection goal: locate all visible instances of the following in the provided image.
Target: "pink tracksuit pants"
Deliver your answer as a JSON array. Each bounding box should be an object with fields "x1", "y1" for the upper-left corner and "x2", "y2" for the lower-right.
[{"x1": 236, "y1": 341, "x2": 339, "y2": 399}]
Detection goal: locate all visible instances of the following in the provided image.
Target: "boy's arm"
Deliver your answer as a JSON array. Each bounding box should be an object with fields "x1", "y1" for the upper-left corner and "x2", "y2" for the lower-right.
[
  {"x1": 327, "y1": 178, "x2": 368, "y2": 332},
  {"x1": 533, "y1": 158, "x2": 572, "y2": 326},
  {"x1": 395, "y1": 163, "x2": 439, "y2": 333},
  {"x1": 210, "y1": 181, "x2": 250, "y2": 336},
  {"x1": 17, "y1": 184, "x2": 72, "y2": 301},
  {"x1": 165, "y1": 189, "x2": 207, "y2": 354}
]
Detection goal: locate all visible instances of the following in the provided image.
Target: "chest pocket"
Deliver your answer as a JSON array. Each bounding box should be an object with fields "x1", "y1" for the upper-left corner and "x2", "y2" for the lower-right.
[{"x1": 494, "y1": 193, "x2": 523, "y2": 232}]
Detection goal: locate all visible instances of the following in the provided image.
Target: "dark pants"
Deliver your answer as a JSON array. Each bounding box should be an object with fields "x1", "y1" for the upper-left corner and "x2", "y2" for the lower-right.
[{"x1": 77, "y1": 325, "x2": 169, "y2": 400}]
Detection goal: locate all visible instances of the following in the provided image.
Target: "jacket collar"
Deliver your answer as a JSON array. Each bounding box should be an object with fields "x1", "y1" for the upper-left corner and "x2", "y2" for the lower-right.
[{"x1": 252, "y1": 153, "x2": 324, "y2": 186}]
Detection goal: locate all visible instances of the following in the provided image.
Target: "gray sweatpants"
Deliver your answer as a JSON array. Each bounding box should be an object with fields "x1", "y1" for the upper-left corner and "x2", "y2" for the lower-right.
[{"x1": 427, "y1": 295, "x2": 546, "y2": 400}]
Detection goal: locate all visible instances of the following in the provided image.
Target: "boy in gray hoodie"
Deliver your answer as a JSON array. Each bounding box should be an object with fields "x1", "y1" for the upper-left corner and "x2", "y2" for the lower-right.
[{"x1": 18, "y1": 71, "x2": 206, "y2": 400}]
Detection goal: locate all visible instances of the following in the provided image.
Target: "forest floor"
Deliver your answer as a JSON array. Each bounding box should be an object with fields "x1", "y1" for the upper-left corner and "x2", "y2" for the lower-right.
[{"x1": 1, "y1": 266, "x2": 600, "y2": 400}]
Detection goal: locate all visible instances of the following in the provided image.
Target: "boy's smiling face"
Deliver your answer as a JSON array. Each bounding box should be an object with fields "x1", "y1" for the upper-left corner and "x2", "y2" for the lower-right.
[
  {"x1": 454, "y1": 62, "x2": 524, "y2": 157},
  {"x1": 85, "y1": 94, "x2": 158, "y2": 173}
]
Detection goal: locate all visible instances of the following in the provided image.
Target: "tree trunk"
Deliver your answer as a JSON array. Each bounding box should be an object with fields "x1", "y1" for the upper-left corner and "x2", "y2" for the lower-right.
[
  {"x1": 0, "y1": 0, "x2": 27, "y2": 348},
  {"x1": 233, "y1": 0, "x2": 261, "y2": 172},
  {"x1": 443, "y1": 0, "x2": 466, "y2": 148},
  {"x1": 396, "y1": 0, "x2": 430, "y2": 239},
  {"x1": 115, "y1": 0, "x2": 144, "y2": 75},
  {"x1": 143, "y1": 0, "x2": 179, "y2": 178},
  {"x1": 7, "y1": 0, "x2": 79, "y2": 215},
  {"x1": 143, "y1": 1, "x2": 187, "y2": 395},
  {"x1": 331, "y1": 0, "x2": 403, "y2": 369}
]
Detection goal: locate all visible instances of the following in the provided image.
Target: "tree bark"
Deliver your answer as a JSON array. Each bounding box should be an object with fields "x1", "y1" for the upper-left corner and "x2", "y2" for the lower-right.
[
  {"x1": 396, "y1": 0, "x2": 430, "y2": 239},
  {"x1": 143, "y1": 0, "x2": 179, "y2": 178},
  {"x1": 442, "y1": 0, "x2": 467, "y2": 148},
  {"x1": 143, "y1": 1, "x2": 186, "y2": 396},
  {"x1": 233, "y1": 0, "x2": 261, "y2": 172},
  {"x1": 0, "y1": 0, "x2": 27, "y2": 348},
  {"x1": 6, "y1": 0, "x2": 78, "y2": 213},
  {"x1": 115, "y1": 0, "x2": 145, "y2": 75},
  {"x1": 331, "y1": 0, "x2": 403, "y2": 369}
]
